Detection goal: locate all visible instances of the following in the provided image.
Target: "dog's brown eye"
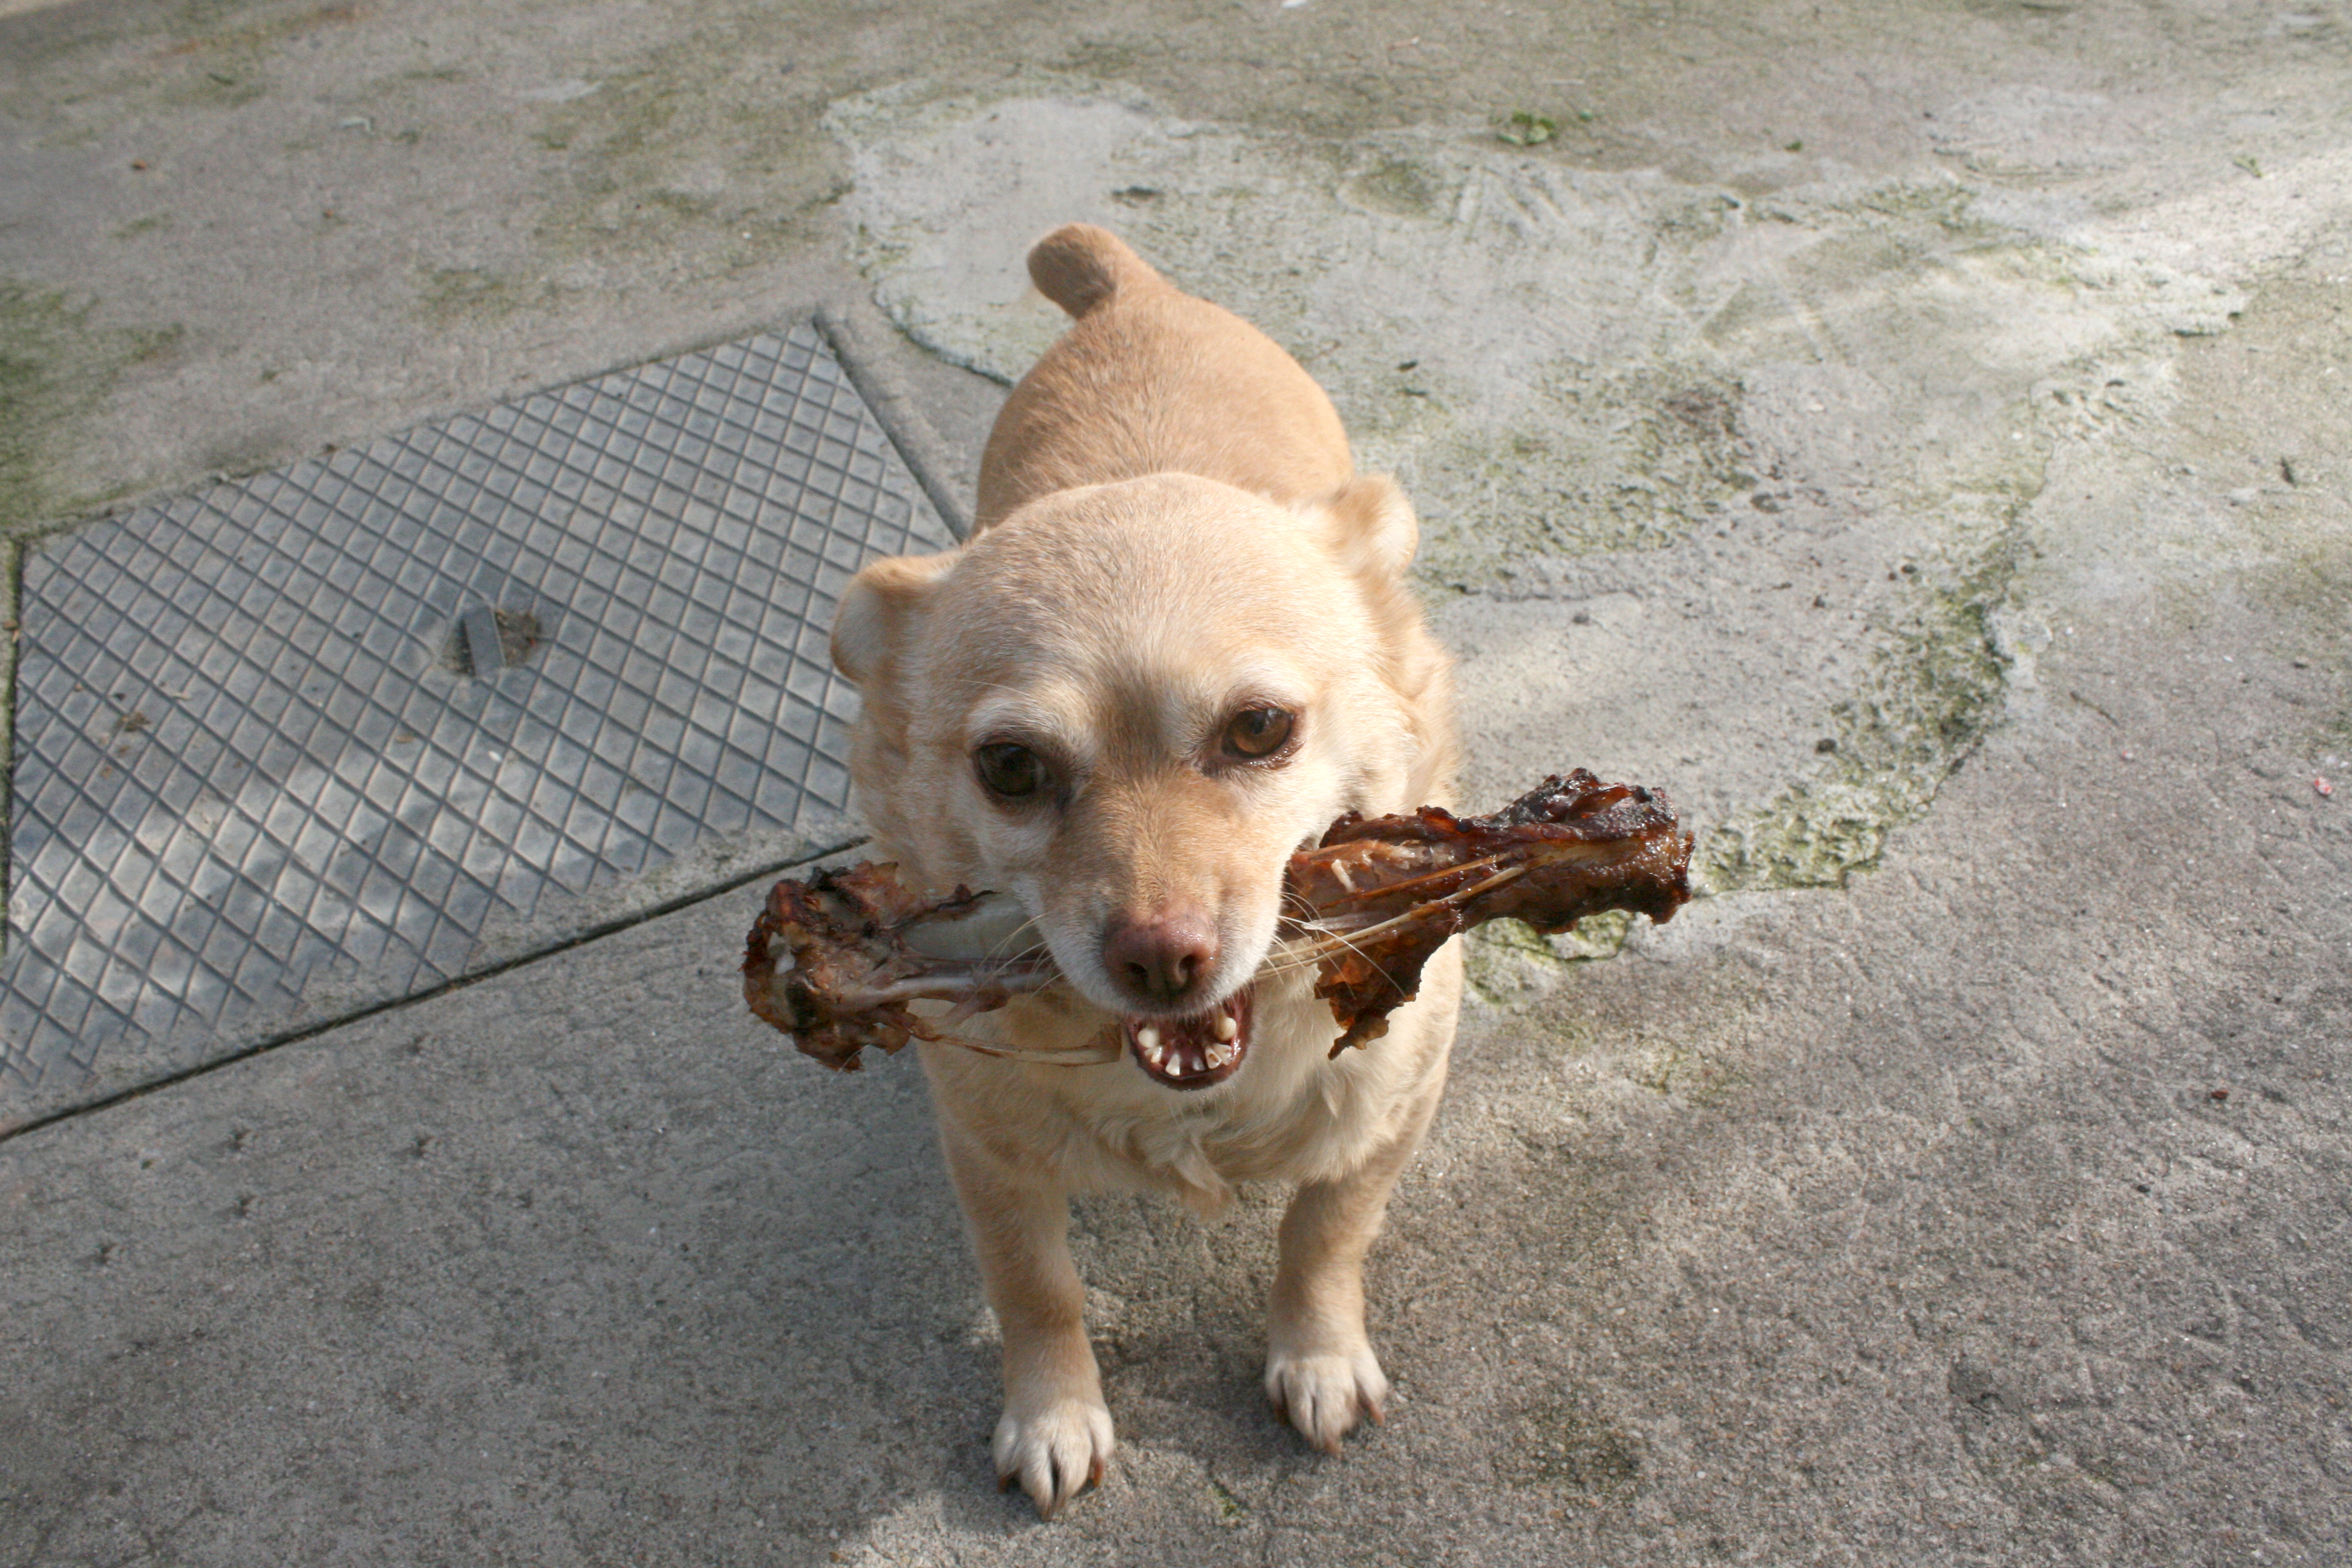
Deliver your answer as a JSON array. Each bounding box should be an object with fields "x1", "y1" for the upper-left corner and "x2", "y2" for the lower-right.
[
  {"x1": 1222, "y1": 707, "x2": 1295, "y2": 761},
  {"x1": 973, "y1": 743, "x2": 1047, "y2": 800}
]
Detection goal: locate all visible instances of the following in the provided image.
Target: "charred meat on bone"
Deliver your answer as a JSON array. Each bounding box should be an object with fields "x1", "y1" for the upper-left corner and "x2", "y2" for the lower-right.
[{"x1": 742, "y1": 771, "x2": 1693, "y2": 1068}]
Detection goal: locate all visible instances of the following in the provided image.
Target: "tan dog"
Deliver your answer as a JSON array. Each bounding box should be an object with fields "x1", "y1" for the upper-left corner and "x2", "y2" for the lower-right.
[{"x1": 829, "y1": 224, "x2": 1462, "y2": 1517}]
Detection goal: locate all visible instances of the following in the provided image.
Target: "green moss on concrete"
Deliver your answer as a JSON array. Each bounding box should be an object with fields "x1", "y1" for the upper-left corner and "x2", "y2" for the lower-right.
[
  {"x1": 518, "y1": 34, "x2": 857, "y2": 287},
  {"x1": 1343, "y1": 155, "x2": 1450, "y2": 219},
  {"x1": 1465, "y1": 911, "x2": 1635, "y2": 1007},
  {"x1": 415, "y1": 266, "x2": 554, "y2": 329},
  {"x1": 0, "y1": 284, "x2": 183, "y2": 534},
  {"x1": 1628, "y1": 1040, "x2": 1714, "y2": 1099},
  {"x1": 2, "y1": 5, "x2": 372, "y2": 157},
  {"x1": 1837, "y1": 180, "x2": 1995, "y2": 236},
  {"x1": 2248, "y1": 529, "x2": 2352, "y2": 756},
  {"x1": 2254, "y1": 527, "x2": 2352, "y2": 632},
  {"x1": 163, "y1": 67, "x2": 269, "y2": 111},
  {"x1": 1704, "y1": 509, "x2": 2029, "y2": 890},
  {"x1": 1405, "y1": 361, "x2": 1755, "y2": 585},
  {"x1": 1503, "y1": 1394, "x2": 1642, "y2": 1501}
]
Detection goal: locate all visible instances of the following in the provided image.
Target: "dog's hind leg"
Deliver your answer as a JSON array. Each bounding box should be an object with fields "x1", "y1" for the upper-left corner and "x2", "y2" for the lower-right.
[
  {"x1": 938, "y1": 1124, "x2": 1114, "y2": 1518},
  {"x1": 1263, "y1": 1083, "x2": 1444, "y2": 1454}
]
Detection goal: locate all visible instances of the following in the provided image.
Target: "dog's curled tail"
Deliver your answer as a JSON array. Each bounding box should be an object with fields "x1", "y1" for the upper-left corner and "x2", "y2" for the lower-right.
[{"x1": 1027, "y1": 223, "x2": 1163, "y2": 319}]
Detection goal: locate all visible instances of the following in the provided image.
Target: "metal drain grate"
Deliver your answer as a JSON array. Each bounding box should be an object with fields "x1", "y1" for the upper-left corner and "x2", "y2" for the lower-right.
[{"x1": 2, "y1": 323, "x2": 953, "y2": 1128}]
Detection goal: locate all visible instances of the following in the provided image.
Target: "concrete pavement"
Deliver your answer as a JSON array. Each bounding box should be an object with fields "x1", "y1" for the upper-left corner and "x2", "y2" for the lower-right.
[{"x1": 3, "y1": 1, "x2": 2348, "y2": 1562}]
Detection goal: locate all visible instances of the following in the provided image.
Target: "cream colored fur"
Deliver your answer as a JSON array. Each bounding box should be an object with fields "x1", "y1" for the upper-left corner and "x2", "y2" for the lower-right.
[{"x1": 829, "y1": 224, "x2": 1462, "y2": 1517}]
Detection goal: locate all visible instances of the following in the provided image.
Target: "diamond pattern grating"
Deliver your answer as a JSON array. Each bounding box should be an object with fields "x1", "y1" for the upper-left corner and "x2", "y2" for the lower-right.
[{"x1": 3, "y1": 324, "x2": 953, "y2": 1124}]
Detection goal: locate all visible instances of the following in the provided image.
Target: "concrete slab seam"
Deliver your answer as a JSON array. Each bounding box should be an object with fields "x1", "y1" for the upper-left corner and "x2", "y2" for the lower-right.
[
  {"x1": 0, "y1": 535, "x2": 17, "y2": 958},
  {"x1": 817, "y1": 303, "x2": 975, "y2": 539},
  {"x1": 0, "y1": 831, "x2": 864, "y2": 1146}
]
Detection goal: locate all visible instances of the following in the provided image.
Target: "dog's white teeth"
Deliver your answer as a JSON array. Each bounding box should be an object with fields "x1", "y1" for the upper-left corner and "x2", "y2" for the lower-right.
[{"x1": 1135, "y1": 1019, "x2": 1241, "y2": 1076}]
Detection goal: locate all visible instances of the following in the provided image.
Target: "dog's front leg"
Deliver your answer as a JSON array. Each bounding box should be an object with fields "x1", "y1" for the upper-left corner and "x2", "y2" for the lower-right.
[
  {"x1": 938, "y1": 1123, "x2": 1112, "y2": 1517},
  {"x1": 1264, "y1": 1089, "x2": 1441, "y2": 1454}
]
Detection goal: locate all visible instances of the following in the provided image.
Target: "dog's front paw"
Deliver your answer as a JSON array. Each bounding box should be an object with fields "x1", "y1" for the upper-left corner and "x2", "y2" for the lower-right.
[
  {"x1": 1265, "y1": 1341, "x2": 1389, "y2": 1454},
  {"x1": 993, "y1": 1394, "x2": 1114, "y2": 1518}
]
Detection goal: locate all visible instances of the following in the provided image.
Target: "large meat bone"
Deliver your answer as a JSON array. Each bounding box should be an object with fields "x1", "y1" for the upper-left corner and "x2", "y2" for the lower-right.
[
  {"x1": 1290, "y1": 769, "x2": 1693, "y2": 1054},
  {"x1": 739, "y1": 863, "x2": 1075, "y2": 1071},
  {"x1": 741, "y1": 770, "x2": 1693, "y2": 1071}
]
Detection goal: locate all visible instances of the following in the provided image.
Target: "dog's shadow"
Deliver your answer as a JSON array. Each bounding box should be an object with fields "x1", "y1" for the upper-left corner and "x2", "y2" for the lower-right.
[{"x1": 698, "y1": 1055, "x2": 1335, "y2": 1552}]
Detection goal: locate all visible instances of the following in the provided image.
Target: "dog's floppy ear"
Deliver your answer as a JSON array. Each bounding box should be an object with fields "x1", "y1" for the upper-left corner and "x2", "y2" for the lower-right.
[
  {"x1": 831, "y1": 550, "x2": 958, "y2": 688},
  {"x1": 1301, "y1": 474, "x2": 1419, "y2": 587}
]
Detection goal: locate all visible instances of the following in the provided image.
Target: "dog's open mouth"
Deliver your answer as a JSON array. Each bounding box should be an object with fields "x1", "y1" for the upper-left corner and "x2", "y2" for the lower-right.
[{"x1": 1123, "y1": 985, "x2": 1253, "y2": 1089}]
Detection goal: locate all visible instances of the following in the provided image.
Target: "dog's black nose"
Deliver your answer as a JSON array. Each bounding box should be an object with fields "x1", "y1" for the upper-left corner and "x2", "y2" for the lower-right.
[{"x1": 1103, "y1": 908, "x2": 1219, "y2": 1005}]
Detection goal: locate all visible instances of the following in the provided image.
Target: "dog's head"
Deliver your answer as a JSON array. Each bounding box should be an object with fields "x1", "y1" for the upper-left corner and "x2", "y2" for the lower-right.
[{"x1": 831, "y1": 472, "x2": 1453, "y2": 1089}]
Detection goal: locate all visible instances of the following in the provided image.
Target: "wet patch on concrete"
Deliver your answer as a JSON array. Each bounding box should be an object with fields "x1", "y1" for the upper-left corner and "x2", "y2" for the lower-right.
[{"x1": 827, "y1": 81, "x2": 2256, "y2": 894}]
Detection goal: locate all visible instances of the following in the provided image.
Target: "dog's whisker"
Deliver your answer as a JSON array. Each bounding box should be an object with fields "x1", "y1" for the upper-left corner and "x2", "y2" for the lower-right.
[
  {"x1": 1255, "y1": 941, "x2": 1335, "y2": 979},
  {"x1": 981, "y1": 937, "x2": 1054, "y2": 970},
  {"x1": 1253, "y1": 923, "x2": 1400, "y2": 994},
  {"x1": 1296, "y1": 922, "x2": 1400, "y2": 990}
]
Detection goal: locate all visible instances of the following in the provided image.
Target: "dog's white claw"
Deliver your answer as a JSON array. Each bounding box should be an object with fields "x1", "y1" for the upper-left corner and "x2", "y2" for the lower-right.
[
  {"x1": 993, "y1": 1396, "x2": 1114, "y2": 1520},
  {"x1": 1265, "y1": 1344, "x2": 1390, "y2": 1456}
]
